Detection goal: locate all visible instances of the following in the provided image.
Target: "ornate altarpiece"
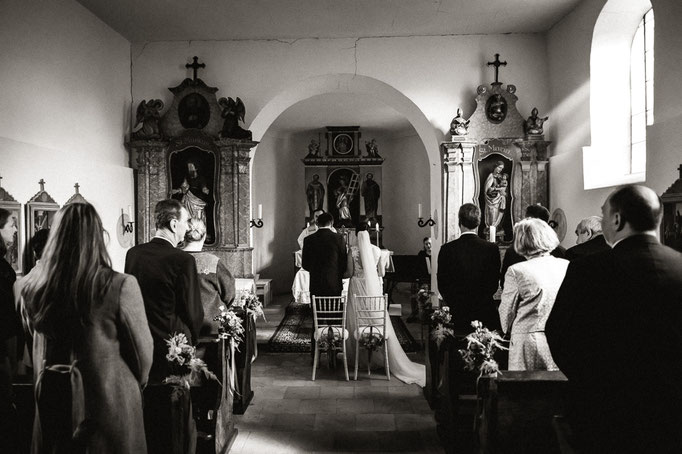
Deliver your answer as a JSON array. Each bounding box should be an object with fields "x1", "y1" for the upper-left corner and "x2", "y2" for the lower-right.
[
  {"x1": 127, "y1": 67, "x2": 258, "y2": 277},
  {"x1": 442, "y1": 58, "x2": 551, "y2": 243}
]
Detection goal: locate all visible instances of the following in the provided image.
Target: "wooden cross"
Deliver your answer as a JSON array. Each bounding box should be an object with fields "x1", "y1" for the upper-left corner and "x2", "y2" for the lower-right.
[
  {"x1": 0, "y1": 175, "x2": 3, "y2": 187},
  {"x1": 678, "y1": 164, "x2": 682, "y2": 179},
  {"x1": 74, "y1": 182, "x2": 80, "y2": 194},
  {"x1": 487, "y1": 53, "x2": 507, "y2": 84},
  {"x1": 39, "y1": 178, "x2": 45, "y2": 192},
  {"x1": 186, "y1": 56, "x2": 205, "y2": 81}
]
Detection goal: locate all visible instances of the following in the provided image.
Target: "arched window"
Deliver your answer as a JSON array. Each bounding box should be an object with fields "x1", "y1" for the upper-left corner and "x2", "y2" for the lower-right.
[{"x1": 583, "y1": 0, "x2": 652, "y2": 189}]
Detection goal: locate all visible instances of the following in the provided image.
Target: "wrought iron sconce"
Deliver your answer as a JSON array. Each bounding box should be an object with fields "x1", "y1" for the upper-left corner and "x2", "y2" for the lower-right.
[
  {"x1": 250, "y1": 204, "x2": 263, "y2": 228},
  {"x1": 417, "y1": 217, "x2": 436, "y2": 228}
]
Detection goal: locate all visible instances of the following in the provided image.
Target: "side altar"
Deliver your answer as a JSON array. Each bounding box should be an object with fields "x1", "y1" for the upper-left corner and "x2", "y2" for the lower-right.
[
  {"x1": 442, "y1": 54, "x2": 552, "y2": 243},
  {"x1": 126, "y1": 57, "x2": 258, "y2": 277}
]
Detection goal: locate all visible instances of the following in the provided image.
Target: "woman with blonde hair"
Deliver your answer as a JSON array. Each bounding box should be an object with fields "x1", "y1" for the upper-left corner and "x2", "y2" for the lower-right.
[
  {"x1": 499, "y1": 218, "x2": 569, "y2": 371},
  {"x1": 21, "y1": 203, "x2": 153, "y2": 453}
]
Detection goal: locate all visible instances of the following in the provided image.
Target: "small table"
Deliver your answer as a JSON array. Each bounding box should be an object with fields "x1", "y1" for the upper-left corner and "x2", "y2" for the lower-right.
[{"x1": 255, "y1": 278, "x2": 272, "y2": 307}]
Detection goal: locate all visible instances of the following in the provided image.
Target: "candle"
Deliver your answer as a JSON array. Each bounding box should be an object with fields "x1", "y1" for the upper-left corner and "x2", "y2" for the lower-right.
[
  {"x1": 375, "y1": 222, "x2": 379, "y2": 231},
  {"x1": 489, "y1": 226, "x2": 496, "y2": 242},
  {"x1": 128, "y1": 205, "x2": 133, "y2": 219},
  {"x1": 258, "y1": 204, "x2": 262, "y2": 219},
  {"x1": 418, "y1": 203, "x2": 422, "y2": 218}
]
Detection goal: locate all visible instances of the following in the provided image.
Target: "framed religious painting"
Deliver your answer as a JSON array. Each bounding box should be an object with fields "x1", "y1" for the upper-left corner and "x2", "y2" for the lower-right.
[
  {"x1": 25, "y1": 180, "x2": 60, "y2": 273},
  {"x1": 661, "y1": 166, "x2": 682, "y2": 252},
  {"x1": 0, "y1": 184, "x2": 22, "y2": 274}
]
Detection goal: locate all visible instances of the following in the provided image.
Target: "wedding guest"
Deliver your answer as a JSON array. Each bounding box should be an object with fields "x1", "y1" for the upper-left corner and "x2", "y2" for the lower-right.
[
  {"x1": 438, "y1": 204, "x2": 501, "y2": 333},
  {"x1": 21, "y1": 203, "x2": 153, "y2": 453},
  {"x1": 498, "y1": 218, "x2": 568, "y2": 370},
  {"x1": 182, "y1": 218, "x2": 235, "y2": 337},
  {"x1": 546, "y1": 185, "x2": 682, "y2": 452},
  {"x1": 0, "y1": 208, "x2": 20, "y2": 452},
  {"x1": 500, "y1": 204, "x2": 566, "y2": 289},
  {"x1": 298, "y1": 209, "x2": 336, "y2": 250},
  {"x1": 565, "y1": 216, "x2": 609, "y2": 260},
  {"x1": 408, "y1": 237, "x2": 432, "y2": 322}
]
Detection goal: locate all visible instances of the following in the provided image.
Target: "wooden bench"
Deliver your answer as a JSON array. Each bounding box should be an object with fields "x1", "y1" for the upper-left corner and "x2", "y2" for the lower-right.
[{"x1": 255, "y1": 278, "x2": 272, "y2": 307}]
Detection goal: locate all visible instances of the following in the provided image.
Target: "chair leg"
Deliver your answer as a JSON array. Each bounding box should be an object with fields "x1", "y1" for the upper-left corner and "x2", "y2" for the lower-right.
[
  {"x1": 343, "y1": 340, "x2": 349, "y2": 381},
  {"x1": 312, "y1": 342, "x2": 319, "y2": 381},
  {"x1": 354, "y1": 338, "x2": 359, "y2": 381},
  {"x1": 384, "y1": 341, "x2": 390, "y2": 381}
]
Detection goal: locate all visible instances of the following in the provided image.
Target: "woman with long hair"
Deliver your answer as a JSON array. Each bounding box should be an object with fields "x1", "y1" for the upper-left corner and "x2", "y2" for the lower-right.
[{"x1": 21, "y1": 203, "x2": 153, "y2": 453}]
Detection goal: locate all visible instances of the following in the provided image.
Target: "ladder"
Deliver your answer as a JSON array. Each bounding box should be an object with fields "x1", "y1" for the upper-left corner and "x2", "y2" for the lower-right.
[{"x1": 345, "y1": 172, "x2": 360, "y2": 201}]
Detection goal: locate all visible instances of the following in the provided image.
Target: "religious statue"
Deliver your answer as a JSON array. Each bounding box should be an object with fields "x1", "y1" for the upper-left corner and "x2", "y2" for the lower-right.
[
  {"x1": 486, "y1": 94, "x2": 507, "y2": 123},
  {"x1": 524, "y1": 107, "x2": 549, "y2": 135},
  {"x1": 218, "y1": 96, "x2": 253, "y2": 140},
  {"x1": 171, "y1": 161, "x2": 210, "y2": 223},
  {"x1": 306, "y1": 139, "x2": 320, "y2": 157},
  {"x1": 484, "y1": 161, "x2": 509, "y2": 233},
  {"x1": 361, "y1": 173, "x2": 381, "y2": 220},
  {"x1": 335, "y1": 177, "x2": 353, "y2": 225},
  {"x1": 365, "y1": 139, "x2": 380, "y2": 158},
  {"x1": 306, "y1": 174, "x2": 325, "y2": 215},
  {"x1": 449, "y1": 108, "x2": 470, "y2": 136},
  {"x1": 132, "y1": 99, "x2": 164, "y2": 139}
]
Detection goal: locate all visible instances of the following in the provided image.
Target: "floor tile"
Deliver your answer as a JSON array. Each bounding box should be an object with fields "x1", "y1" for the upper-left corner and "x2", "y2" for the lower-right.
[
  {"x1": 394, "y1": 413, "x2": 436, "y2": 431},
  {"x1": 355, "y1": 414, "x2": 396, "y2": 431},
  {"x1": 270, "y1": 412, "x2": 316, "y2": 431},
  {"x1": 336, "y1": 397, "x2": 375, "y2": 414},
  {"x1": 285, "y1": 385, "x2": 321, "y2": 399},
  {"x1": 300, "y1": 398, "x2": 338, "y2": 414},
  {"x1": 314, "y1": 413, "x2": 356, "y2": 431}
]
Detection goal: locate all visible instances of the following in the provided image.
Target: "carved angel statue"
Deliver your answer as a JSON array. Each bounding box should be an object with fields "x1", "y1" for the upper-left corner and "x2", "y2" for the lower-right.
[
  {"x1": 307, "y1": 139, "x2": 320, "y2": 157},
  {"x1": 449, "y1": 108, "x2": 470, "y2": 136},
  {"x1": 218, "y1": 97, "x2": 253, "y2": 140},
  {"x1": 525, "y1": 107, "x2": 549, "y2": 135},
  {"x1": 132, "y1": 99, "x2": 164, "y2": 139},
  {"x1": 365, "y1": 139, "x2": 380, "y2": 158}
]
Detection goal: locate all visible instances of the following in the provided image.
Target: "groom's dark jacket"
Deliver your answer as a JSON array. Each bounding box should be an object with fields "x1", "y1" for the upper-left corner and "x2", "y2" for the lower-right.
[{"x1": 302, "y1": 228, "x2": 347, "y2": 297}]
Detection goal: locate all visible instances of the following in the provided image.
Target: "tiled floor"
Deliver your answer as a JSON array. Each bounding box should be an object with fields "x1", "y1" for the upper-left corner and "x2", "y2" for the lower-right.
[{"x1": 232, "y1": 289, "x2": 442, "y2": 453}]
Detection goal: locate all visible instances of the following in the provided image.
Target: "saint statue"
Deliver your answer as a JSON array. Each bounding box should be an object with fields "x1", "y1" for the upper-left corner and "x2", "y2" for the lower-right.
[
  {"x1": 335, "y1": 177, "x2": 353, "y2": 225},
  {"x1": 306, "y1": 174, "x2": 325, "y2": 215},
  {"x1": 361, "y1": 173, "x2": 381, "y2": 220},
  {"x1": 171, "y1": 161, "x2": 210, "y2": 223},
  {"x1": 365, "y1": 139, "x2": 380, "y2": 158},
  {"x1": 307, "y1": 139, "x2": 320, "y2": 157},
  {"x1": 525, "y1": 107, "x2": 549, "y2": 135},
  {"x1": 449, "y1": 108, "x2": 470, "y2": 136},
  {"x1": 484, "y1": 161, "x2": 509, "y2": 232}
]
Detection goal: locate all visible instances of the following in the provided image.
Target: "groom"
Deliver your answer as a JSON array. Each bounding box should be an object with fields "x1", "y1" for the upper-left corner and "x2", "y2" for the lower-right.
[{"x1": 302, "y1": 212, "x2": 348, "y2": 359}]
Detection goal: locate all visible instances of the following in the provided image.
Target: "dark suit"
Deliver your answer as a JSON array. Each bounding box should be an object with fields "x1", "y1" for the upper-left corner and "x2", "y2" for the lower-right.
[
  {"x1": 546, "y1": 234, "x2": 682, "y2": 452},
  {"x1": 565, "y1": 234, "x2": 610, "y2": 261},
  {"x1": 302, "y1": 228, "x2": 347, "y2": 297},
  {"x1": 125, "y1": 237, "x2": 203, "y2": 382},
  {"x1": 437, "y1": 233, "x2": 501, "y2": 332},
  {"x1": 500, "y1": 244, "x2": 566, "y2": 289}
]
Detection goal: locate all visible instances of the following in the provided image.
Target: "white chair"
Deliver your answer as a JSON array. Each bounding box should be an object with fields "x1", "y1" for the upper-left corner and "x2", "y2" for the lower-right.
[
  {"x1": 353, "y1": 294, "x2": 390, "y2": 381},
  {"x1": 312, "y1": 295, "x2": 349, "y2": 381}
]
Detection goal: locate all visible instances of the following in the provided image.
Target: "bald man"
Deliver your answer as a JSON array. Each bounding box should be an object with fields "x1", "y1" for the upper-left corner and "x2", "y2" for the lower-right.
[
  {"x1": 546, "y1": 185, "x2": 682, "y2": 453},
  {"x1": 565, "y1": 215, "x2": 610, "y2": 261}
]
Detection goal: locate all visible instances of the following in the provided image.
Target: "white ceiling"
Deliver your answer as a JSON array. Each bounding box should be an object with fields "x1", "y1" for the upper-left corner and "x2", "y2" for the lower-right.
[
  {"x1": 76, "y1": 0, "x2": 580, "y2": 135},
  {"x1": 77, "y1": 0, "x2": 581, "y2": 43}
]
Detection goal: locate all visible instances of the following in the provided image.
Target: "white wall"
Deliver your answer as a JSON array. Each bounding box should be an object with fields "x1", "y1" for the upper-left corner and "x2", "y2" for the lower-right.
[
  {"x1": 548, "y1": 0, "x2": 682, "y2": 247},
  {"x1": 0, "y1": 0, "x2": 133, "y2": 270}
]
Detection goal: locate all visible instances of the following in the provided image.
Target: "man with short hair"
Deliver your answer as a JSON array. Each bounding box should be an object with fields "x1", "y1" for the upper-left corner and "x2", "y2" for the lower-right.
[
  {"x1": 546, "y1": 185, "x2": 682, "y2": 452},
  {"x1": 565, "y1": 215, "x2": 610, "y2": 260},
  {"x1": 298, "y1": 209, "x2": 336, "y2": 250},
  {"x1": 500, "y1": 204, "x2": 566, "y2": 288},
  {"x1": 437, "y1": 203, "x2": 501, "y2": 332},
  {"x1": 125, "y1": 199, "x2": 203, "y2": 382}
]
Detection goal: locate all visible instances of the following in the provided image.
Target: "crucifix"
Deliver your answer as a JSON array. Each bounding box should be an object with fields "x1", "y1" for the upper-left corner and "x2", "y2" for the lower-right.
[
  {"x1": 0, "y1": 175, "x2": 3, "y2": 188},
  {"x1": 39, "y1": 178, "x2": 46, "y2": 192},
  {"x1": 186, "y1": 56, "x2": 206, "y2": 82},
  {"x1": 487, "y1": 53, "x2": 507, "y2": 84},
  {"x1": 74, "y1": 182, "x2": 80, "y2": 194},
  {"x1": 678, "y1": 164, "x2": 682, "y2": 179}
]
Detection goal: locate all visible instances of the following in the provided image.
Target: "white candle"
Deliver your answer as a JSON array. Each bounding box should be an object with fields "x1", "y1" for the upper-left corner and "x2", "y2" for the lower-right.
[
  {"x1": 489, "y1": 226, "x2": 496, "y2": 242},
  {"x1": 418, "y1": 203, "x2": 422, "y2": 218},
  {"x1": 258, "y1": 204, "x2": 262, "y2": 219},
  {"x1": 128, "y1": 205, "x2": 133, "y2": 219},
  {"x1": 375, "y1": 222, "x2": 379, "y2": 231}
]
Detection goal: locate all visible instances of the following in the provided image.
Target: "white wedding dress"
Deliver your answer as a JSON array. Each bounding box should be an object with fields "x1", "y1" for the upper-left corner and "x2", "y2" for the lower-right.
[{"x1": 346, "y1": 231, "x2": 426, "y2": 386}]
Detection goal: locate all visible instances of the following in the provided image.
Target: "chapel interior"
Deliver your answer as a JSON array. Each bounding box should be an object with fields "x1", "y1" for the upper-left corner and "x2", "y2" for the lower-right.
[{"x1": 2, "y1": 0, "x2": 681, "y2": 452}]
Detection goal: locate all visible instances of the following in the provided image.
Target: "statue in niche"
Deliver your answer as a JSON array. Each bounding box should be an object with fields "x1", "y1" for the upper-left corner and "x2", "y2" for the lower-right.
[
  {"x1": 172, "y1": 160, "x2": 210, "y2": 226},
  {"x1": 449, "y1": 108, "x2": 470, "y2": 136},
  {"x1": 132, "y1": 99, "x2": 164, "y2": 139},
  {"x1": 218, "y1": 97, "x2": 253, "y2": 140},
  {"x1": 524, "y1": 107, "x2": 549, "y2": 135},
  {"x1": 486, "y1": 94, "x2": 507, "y2": 123},
  {"x1": 484, "y1": 161, "x2": 509, "y2": 233},
  {"x1": 306, "y1": 139, "x2": 320, "y2": 157},
  {"x1": 179, "y1": 93, "x2": 210, "y2": 129},
  {"x1": 306, "y1": 174, "x2": 325, "y2": 215},
  {"x1": 365, "y1": 139, "x2": 380, "y2": 158},
  {"x1": 335, "y1": 177, "x2": 353, "y2": 225},
  {"x1": 361, "y1": 173, "x2": 381, "y2": 220}
]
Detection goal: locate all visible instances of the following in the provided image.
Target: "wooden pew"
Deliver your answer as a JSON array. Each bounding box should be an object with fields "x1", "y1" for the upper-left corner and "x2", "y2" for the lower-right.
[
  {"x1": 232, "y1": 310, "x2": 255, "y2": 415},
  {"x1": 477, "y1": 370, "x2": 568, "y2": 454}
]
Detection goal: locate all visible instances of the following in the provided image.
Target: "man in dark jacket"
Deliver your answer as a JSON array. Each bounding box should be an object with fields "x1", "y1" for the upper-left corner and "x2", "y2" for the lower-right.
[
  {"x1": 437, "y1": 204, "x2": 501, "y2": 333},
  {"x1": 546, "y1": 185, "x2": 682, "y2": 453},
  {"x1": 565, "y1": 215, "x2": 610, "y2": 260}
]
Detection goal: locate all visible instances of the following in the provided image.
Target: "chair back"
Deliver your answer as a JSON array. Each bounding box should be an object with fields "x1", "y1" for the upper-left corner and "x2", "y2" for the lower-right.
[
  {"x1": 312, "y1": 295, "x2": 347, "y2": 333},
  {"x1": 354, "y1": 294, "x2": 388, "y2": 337}
]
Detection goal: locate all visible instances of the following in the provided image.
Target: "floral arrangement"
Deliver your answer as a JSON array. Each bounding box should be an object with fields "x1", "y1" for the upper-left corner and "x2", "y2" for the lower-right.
[
  {"x1": 358, "y1": 330, "x2": 384, "y2": 352},
  {"x1": 164, "y1": 333, "x2": 218, "y2": 390},
  {"x1": 430, "y1": 306, "x2": 454, "y2": 348},
  {"x1": 458, "y1": 320, "x2": 508, "y2": 376},
  {"x1": 431, "y1": 306, "x2": 452, "y2": 325},
  {"x1": 213, "y1": 305, "x2": 245, "y2": 342},
  {"x1": 232, "y1": 290, "x2": 266, "y2": 321}
]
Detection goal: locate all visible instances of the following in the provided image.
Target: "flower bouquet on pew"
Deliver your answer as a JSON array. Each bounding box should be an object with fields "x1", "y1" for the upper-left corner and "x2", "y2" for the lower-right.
[
  {"x1": 164, "y1": 333, "x2": 219, "y2": 396},
  {"x1": 458, "y1": 320, "x2": 508, "y2": 377},
  {"x1": 232, "y1": 290, "x2": 266, "y2": 322},
  {"x1": 430, "y1": 306, "x2": 455, "y2": 348},
  {"x1": 416, "y1": 285, "x2": 435, "y2": 322},
  {"x1": 214, "y1": 305, "x2": 245, "y2": 343}
]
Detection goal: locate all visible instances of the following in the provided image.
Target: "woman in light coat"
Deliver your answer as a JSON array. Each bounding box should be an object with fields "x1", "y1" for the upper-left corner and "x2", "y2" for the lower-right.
[{"x1": 499, "y1": 218, "x2": 569, "y2": 371}]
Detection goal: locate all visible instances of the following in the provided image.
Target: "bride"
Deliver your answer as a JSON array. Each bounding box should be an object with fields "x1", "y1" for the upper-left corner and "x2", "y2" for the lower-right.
[{"x1": 345, "y1": 226, "x2": 426, "y2": 386}]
